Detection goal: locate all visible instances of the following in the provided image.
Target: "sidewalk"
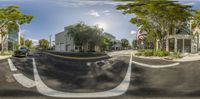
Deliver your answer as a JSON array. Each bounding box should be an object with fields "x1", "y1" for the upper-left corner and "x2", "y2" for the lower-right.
[
  {"x1": 0, "y1": 55, "x2": 11, "y2": 60},
  {"x1": 175, "y1": 53, "x2": 200, "y2": 62},
  {"x1": 133, "y1": 51, "x2": 200, "y2": 62}
]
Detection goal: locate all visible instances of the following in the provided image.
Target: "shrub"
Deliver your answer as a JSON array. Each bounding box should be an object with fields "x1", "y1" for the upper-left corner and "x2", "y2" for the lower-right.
[
  {"x1": 136, "y1": 49, "x2": 170, "y2": 57},
  {"x1": 153, "y1": 50, "x2": 170, "y2": 57},
  {"x1": 138, "y1": 49, "x2": 146, "y2": 53},
  {"x1": 135, "y1": 52, "x2": 142, "y2": 56},
  {"x1": 143, "y1": 50, "x2": 154, "y2": 56}
]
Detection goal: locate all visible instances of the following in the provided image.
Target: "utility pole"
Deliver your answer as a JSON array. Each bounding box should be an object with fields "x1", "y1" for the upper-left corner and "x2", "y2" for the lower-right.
[
  {"x1": 23, "y1": 34, "x2": 26, "y2": 46},
  {"x1": 49, "y1": 34, "x2": 52, "y2": 49},
  {"x1": 17, "y1": 23, "x2": 21, "y2": 45}
]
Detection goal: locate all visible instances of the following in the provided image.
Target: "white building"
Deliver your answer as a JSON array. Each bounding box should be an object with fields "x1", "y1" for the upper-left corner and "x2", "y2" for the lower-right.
[
  {"x1": 168, "y1": 20, "x2": 200, "y2": 53},
  {"x1": 55, "y1": 27, "x2": 77, "y2": 52}
]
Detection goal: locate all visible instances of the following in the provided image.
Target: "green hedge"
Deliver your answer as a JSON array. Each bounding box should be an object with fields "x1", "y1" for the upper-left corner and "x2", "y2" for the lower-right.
[{"x1": 135, "y1": 49, "x2": 170, "y2": 57}]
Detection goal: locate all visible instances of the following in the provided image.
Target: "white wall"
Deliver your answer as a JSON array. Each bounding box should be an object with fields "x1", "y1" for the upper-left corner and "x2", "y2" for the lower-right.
[{"x1": 55, "y1": 32, "x2": 66, "y2": 51}]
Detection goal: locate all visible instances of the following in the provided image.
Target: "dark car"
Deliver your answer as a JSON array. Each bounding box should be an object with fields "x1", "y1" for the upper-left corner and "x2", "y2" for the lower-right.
[{"x1": 14, "y1": 47, "x2": 30, "y2": 57}]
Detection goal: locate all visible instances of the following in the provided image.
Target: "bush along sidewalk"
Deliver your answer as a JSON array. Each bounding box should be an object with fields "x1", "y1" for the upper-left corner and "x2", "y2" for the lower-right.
[
  {"x1": 135, "y1": 49, "x2": 184, "y2": 60},
  {"x1": 0, "y1": 51, "x2": 13, "y2": 56},
  {"x1": 135, "y1": 49, "x2": 170, "y2": 57}
]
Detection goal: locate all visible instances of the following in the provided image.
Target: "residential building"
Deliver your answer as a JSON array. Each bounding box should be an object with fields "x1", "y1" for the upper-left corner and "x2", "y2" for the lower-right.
[
  {"x1": 55, "y1": 28, "x2": 76, "y2": 52},
  {"x1": 112, "y1": 40, "x2": 122, "y2": 50},
  {"x1": 135, "y1": 20, "x2": 200, "y2": 53},
  {"x1": 55, "y1": 27, "x2": 123, "y2": 52},
  {"x1": 55, "y1": 27, "x2": 101, "y2": 52},
  {"x1": 168, "y1": 21, "x2": 200, "y2": 53}
]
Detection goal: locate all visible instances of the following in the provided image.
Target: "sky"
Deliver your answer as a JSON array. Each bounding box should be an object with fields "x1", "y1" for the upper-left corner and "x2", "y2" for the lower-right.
[{"x1": 0, "y1": 0, "x2": 200, "y2": 44}]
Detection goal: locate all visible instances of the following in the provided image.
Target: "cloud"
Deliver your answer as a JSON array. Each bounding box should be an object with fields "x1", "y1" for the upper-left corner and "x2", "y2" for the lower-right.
[
  {"x1": 28, "y1": 38, "x2": 39, "y2": 45},
  {"x1": 51, "y1": 0, "x2": 129, "y2": 7},
  {"x1": 176, "y1": 0, "x2": 200, "y2": 5},
  {"x1": 130, "y1": 30, "x2": 136, "y2": 34},
  {"x1": 87, "y1": 10, "x2": 100, "y2": 17},
  {"x1": 103, "y1": 10, "x2": 110, "y2": 13},
  {"x1": 179, "y1": 2, "x2": 196, "y2": 5},
  {"x1": 103, "y1": 10, "x2": 111, "y2": 16}
]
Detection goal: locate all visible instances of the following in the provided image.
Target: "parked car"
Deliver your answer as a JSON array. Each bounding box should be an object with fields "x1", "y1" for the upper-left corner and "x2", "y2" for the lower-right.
[{"x1": 14, "y1": 47, "x2": 30, "y2": 57}]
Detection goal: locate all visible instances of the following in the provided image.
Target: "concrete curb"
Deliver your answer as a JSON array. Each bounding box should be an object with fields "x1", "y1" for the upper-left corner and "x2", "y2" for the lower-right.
[
  {"x1": 132, "y1": 60, "x2": 180, "y2": 68},
  {"x1": 44, "y1": 52, "x2": 110, "y2": 60},
  {"x1": 133, "y1": 54, "x2": 200, "y2": 62}
]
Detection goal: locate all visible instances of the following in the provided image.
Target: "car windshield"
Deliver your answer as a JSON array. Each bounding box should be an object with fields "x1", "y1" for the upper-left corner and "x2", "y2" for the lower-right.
[{"x1": 0, "y1": 0, "x2": 200, "y2": 99}]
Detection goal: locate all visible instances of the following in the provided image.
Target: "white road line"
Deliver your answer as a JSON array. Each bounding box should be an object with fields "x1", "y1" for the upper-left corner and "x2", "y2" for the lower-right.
[
  {"x1": 32, "y1": 53, "x2": 132, "y2": 98},
  {"x1": 8, "y1": 59, "x2": 18, "y2": 71},
  {"x1": 132, "y1": 60, "x2": 180, "y2": 68},
  {"x1": 8, "y1": 59, "x2": 36, "y2": 88},
  {"x1": 13, "y1": 74, "x2": 36, "y2": 88}
]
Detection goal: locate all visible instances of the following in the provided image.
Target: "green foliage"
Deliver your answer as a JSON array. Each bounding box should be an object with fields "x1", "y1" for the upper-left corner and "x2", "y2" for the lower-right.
[
  {"x1": 192, "y1": 10, "x2": 200, "y2": 31},
  {"x1": 116, "y1": 0, "x2": 192, "y2": 50},
  {"x1": 137, "y1": 49, "x2": 145, "y2": 52},
  {"x1": 15, "y1": 44, "x2": 20, "y2": 50},
  {"x1": 66, "y1": 22, "x2": 104, "y2": 52},
  {"x1": 121, "y1": 38, "x2": 129, "y2": 49},
  {"x1": 99, "y1": 36, "x2": 110, "y2": 51},
  {"x1": 144, "y1": 50, "x2": 154, "y2": 56},
  {"x1": 25, "y1": 39, "x2": 32, "y2": 48},
  {"x1": 20, "y1": 36, "x2": 25, "y2": 45},
  {"x1": 39, "y1": 39, "x2": 49, "y2": 49},
  {"x1": 153, "y1": 49, "x2": 170, "y2": 57},
  {"x1": 0, "y1": 5, "x2": 33, "y2": 53},
  {"x1": 132, "y1": 39, "x2": 137, "y2": 48},
  {"x1": 135, "y1": 52, "x2": 142, "y2": 56},
  {"x1": 136, "y1": 49, "x2": 169, "y2": 57}
]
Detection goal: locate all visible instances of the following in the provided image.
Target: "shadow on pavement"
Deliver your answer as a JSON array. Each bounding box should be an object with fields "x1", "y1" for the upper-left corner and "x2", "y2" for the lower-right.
[
  {"x1": 0, "y1": 89, "x2": 41, "y2": 97},
  {"x1": 17, "y1": 52, "x2": 130, "y2": 93}
]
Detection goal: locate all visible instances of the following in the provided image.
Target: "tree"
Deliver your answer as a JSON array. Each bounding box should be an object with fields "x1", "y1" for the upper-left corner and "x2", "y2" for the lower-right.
[
  {"x1": 0, "y1": 5, "x2": 33, "y2": 53},
  {"x1": 117, "y1": 0, "x2": 192, "y2": 51},
  {"x1": 20, "y1": 36, "x2": 25, "y2": 46},
  {"x1": 25, "y1": 39, "x2": 32, "y2": 48},
  {"x1": 192, "y1": 10, "x2": 200, "y2": 51},
  {"x1": 39, "y1": 39, "x2": 49, "y2": 49},
  {"x1": 99, "y1": 36, "x2": 110, "y2": 51},
  {"x1": 132, "y1": 39, "x2": 137, "y2": 49},
  {"x1": 66, "y1": 22, "x2": 104, "y2": 52},
  {"x1": 121, "y1": 38, "x2": 129, "y2": 49}
]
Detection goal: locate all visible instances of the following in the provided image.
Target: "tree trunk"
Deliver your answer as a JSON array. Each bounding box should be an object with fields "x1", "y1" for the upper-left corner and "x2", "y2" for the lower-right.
[
  {"x1": 155, "y1": 38, "x2": 159, "y2": 51},
  {"x1": 1, "y1": 35, "x2": 4, "y2": 54},
  {"x1": 166, "y1": 32, "x2": 169, "y2": 52},
  {"x1": 166, "y1": 38, "x2": 169, "y2": 51},
  {"x1": 198, "y1": 35, "x2": 200, "y2": 51}
]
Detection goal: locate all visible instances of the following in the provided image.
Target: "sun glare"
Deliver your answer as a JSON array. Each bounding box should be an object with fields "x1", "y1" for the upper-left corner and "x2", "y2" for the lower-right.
[{"x1": 96, "y1": 22, "x2": 107, "y2": 29}]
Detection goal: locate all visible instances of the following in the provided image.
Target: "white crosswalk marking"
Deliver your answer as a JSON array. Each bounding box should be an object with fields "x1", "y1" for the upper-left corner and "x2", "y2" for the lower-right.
[{"x1": 8, "y1": 59, "x2": 18, "y2": 71}]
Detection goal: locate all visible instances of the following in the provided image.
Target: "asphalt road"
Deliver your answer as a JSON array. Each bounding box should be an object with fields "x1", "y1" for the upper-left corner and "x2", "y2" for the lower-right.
[{"x1": 1, "y1": 50, "x2": 200, "y2": 99}]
